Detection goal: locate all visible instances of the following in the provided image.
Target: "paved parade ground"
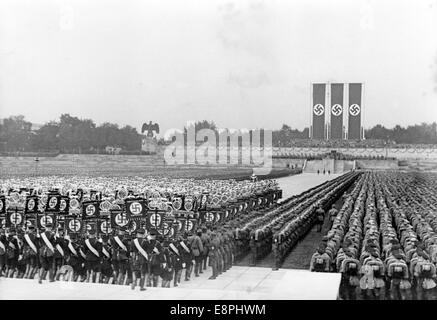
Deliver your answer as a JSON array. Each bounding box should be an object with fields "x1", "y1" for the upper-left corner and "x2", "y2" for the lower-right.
[
  {"x1": 0, "y1": 267, "x2": 341, "y2": 300},
  {"x1": 277, "y1": 173, "x2": 340, "y2": 199}
]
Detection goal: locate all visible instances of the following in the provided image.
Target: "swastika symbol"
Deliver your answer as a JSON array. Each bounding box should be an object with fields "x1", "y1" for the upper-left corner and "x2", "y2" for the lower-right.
[
  {"x1": 85, "y1": 204, "x2": 96, "y2": 216},
  {"x1": 60, "y1": 199, "x2": 67, "y2": 211},
  {"x1": 206, "y1": 212, "x2": 214, "y2": 222},
  {"x1": 150, "y1": 213, "x2": 161, "y2": 227},
  {"x1": 100, "y1": 221, "x2": 111, "y2": 233},
  {"x1": 27, "y1": 199, "x2": 36, "y2": 211},
  {"x1": 69, "y1": 219, "x2": 81, "y2": 232},
  {"x1": 115, "y1": 213, "x2": 128, "y2": 226},
  {"x1": 86, "y1": 224, "x2": 92, "y2": 231},
  {"x1": 313, "y1": 104, "x2": 324, "y2": 116},
  {"x1": 349, "y1": 104, "x2": 361, "y2": 116},
  {"x1": 129, "y1": 202, "x2": 143, "y2": 215},
  {"x1": 40, "y1": 215, "x2": 53, "y2": 227},
  {"x1": 10, "y1": 212, "x2": 22, "y2": 225},
  {"x1": 331, "y1": 104, "x2": 343, "y2": 116},
  {"x1": 49, "y1": 197, "x2": 58, "y2": 208}
]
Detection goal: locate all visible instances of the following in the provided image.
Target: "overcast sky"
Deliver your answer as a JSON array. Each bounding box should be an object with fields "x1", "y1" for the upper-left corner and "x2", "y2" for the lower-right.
[{"x1": 1, "y1": 0, "x2": 436, "y2": 135}]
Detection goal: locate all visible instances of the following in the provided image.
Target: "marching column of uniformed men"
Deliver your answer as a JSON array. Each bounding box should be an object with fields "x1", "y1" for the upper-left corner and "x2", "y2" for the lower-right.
[{"x1": 0, "y1": 222, "x2": 237, "y2": 288}]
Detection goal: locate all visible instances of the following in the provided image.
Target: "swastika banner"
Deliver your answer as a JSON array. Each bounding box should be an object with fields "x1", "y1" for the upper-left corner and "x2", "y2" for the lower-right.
[
  {"x1": 330, "y1": 83, "x2": 344, "y2": 139},
  {"x1": 348, "y1": 83, "x2": 362, "y2": 140},
  {"x1": 312, "y1": 83, "x2": 326, "y2": 139},
  {"x1": 81, "y1": 201, "x2": 100, "y2": 220},
  {"x1": 125, "y1": 198, "x2": 148, "y2": 218}
]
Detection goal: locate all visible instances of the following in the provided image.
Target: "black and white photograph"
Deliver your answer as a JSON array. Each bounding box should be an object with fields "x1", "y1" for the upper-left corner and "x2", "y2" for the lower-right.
[{"x1": 1, "y1": 0, "x2": 437, "y2": 307}]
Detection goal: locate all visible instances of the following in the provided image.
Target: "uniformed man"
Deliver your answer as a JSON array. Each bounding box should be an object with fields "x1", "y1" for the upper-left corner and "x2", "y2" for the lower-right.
[
  {"x1": 37, "y1": 222, "x2": 56, "y2": 283},
  {"x1": 200, "y1": 226, "x2": 211, "y2": 271},
  {"x1": 169, "y1": 238, "x2": 183, "y2": 287},
  {"x1": 53, "y1": 227, "x2": 67, "y2": 280},
  {"x1": 64, "y1": 233, "x2": 85, "y2": 282},
  {"x1": 191, "y1": 229, "x2": 204, "y2": 277},
  {"x1": 5, "y1": 228, "x2": 20, "y2": 278},
  {"x1": 147, "y1": 229, "x2": 163, "y2": 287},
  {"x1": 328, "y1": 205, "x2": 338, "y2": 229},
  {"x1": 83, "y1": 229, "x2": 102, "y2": 283},
  {"x1": 180, "y1": 233, "x2": 193, "y2": 281},
  {"x1": 22, "y1": 225, "x2": 39, "y2": 279},
  {"x1": 160, "y1": 239, "x2": 173, "y2": 288},
  {"x1": 100, "y1": 235, "x2": 114, "y2": 284},
  {"x1": 111, "y1": 229, "x2": 130, "y2": 285},
  {"x1": 129, "y1": 228, "x2": 148, "y2": 291},
  {"x1": 208, "y1": 231, "x2": 220, "y2": 280},
  {"x1": 0, "y1": 228, "x2": 7, "y2": 277},
  {"x1": 315, "y1": 206, "x2": 325, "y2": 232}
]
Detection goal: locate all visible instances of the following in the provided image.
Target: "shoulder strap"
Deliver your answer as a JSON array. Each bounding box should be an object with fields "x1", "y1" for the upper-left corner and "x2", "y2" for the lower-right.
[
  {"x1": 134, "y1": 238, "x2": 148, "y2": 260},
  {"x1": 114, "y1": 236, "x2": 127, "y2": 251},
  {"x1": 24, "y1": 234, "x2": 38, "y2": 254},
  {"x1": 102, "y1": 246, "x2": 110, "y2": 258},
  {"x1": 0, "y1": 239, "x2": 5, "y2": 252},
  {"x1": 41, "y1": 232, "x2": 55, "y2": 252},
  {"x1": 67, "y1": 241, "x2": 78, "y2": 256},
  {"x1": 180, "y1": 241, "x2": 190, "y2": 253},
  {"x1": 85, "y1": 239, "x2": 100, "y2": 257},
  {"x1": 56, "y1": 242, "x2": 65, "y2": 257}
]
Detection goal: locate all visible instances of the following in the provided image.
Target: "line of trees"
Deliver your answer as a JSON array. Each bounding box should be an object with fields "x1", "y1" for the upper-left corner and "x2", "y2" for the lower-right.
[
  {"x1": 0, "y1": 114, "x2": 141, "y2": 153},
  {"x1": 0, "y1": 114, "x2": 436, "y2": 153}
]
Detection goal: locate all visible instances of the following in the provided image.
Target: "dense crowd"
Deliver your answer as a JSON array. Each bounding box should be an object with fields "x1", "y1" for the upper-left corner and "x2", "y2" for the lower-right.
[
  {"x1": 0, "y1": 176, "x2": 280, "y2": 289},
  {"x1": 310, "y1": 171, "x2": 437, "y2": 300},
  {"x1": 233, "y1": 172, "x2": 360, "y2": 268}
]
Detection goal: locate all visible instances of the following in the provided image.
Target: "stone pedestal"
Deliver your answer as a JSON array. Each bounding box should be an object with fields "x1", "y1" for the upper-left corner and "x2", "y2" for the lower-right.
[{"x1": 141, "y1": 137, "x2": 157, "y2": 154}]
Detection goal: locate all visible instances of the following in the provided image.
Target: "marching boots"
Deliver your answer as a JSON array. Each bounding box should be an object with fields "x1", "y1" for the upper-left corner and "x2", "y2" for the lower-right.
[
  {"x1": 49, "y1": 268, "x2": 55, "y2": 282},
  {"x1": 139, "y1": 277, "x2": 146, "y2": 291},
  {"x1": 38, "y1": 269, "x2": 44, "y2": 284},
  {"x1": 153, "y1": 275, "x2": 159, "y2": 287},
  {"x1": 131, "y1": 276, "x2": 137, "y2": 290},
  {"x1": 146, "y1": 274, "x2": 153, "y2": 287}
]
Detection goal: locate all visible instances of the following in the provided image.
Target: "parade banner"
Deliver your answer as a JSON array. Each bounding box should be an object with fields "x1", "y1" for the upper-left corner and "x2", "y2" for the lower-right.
[
  {"x1": 330, "y1": 83, "x2": 344, "y2": 139},
  {"x1": 59, "y1": 196, "x2": 70, "y2": 215},
  {"x1": 125, "y1": 198, "x2": 148, "y2": 218},
  {"x1": 66, "y1": 217, "x2": 83, "y2": 234},
  {"x1": 186, "y1": 218, "x2": 197, "y2": 233},
  {"x1": 110, "y1": 209, "x2": 129, "y2": 230},
  {"x1": 0, "y1": 214, "x2": 6, "y2": 229},
  {"x1": 126, "y1": 219, "x2": 139, "y2": 234},
  {"x1": 312, "y1": 83, "x2": 326, "y2": 139},
  {"x1": 6, "y1": 209, "x2": 24, "y2": 227},
  {"x1": 25, "y1": 196, "x2": 39, "y2": 214},
  {"x1": 37, "y1": 213, "x2": 56, "y2": 229},
  {"x1": 98, "y1": 218, "x2": 112, "y2": 236},
  {"x1": 176, "y1": 217, "x2": 186, "y2": 234},
  {"x1": 81, "y1": 201, "x2": 100, "y2": 220},
  {"x1": 84, "y1": 220, "x2": 98, "y2": 234},
  {"x1": 45, "y1": 193, "x2": 61, "y2": 212},
  {"x1": 25, "y1": 217, "x2": 37, "y2": 229},
  {"x1": 146, "y1": 210, "x2": 164, "y2": 231},
  {"x1": 348, "y1": 83, "x2": 362, "y2": 140},
  {"x1": 0, "y1": 196, "x2": 5, "y2": 214},
  {"x1": 161, "y1": 219, "x2": 174, "y2": 236},
  {"x1": 201, "y1": 211, "x2": 215, "y2": 225}
]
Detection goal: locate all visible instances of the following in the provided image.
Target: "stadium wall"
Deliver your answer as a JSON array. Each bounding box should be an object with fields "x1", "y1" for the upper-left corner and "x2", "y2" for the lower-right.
[{"x1": 272, "y1": 147, "x2": 437, "y2": 160}]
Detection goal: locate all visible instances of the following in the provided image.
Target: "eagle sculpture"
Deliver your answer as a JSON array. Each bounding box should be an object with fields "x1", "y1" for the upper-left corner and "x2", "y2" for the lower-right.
[{"x1": 141, "y1": 121, "x2": 160, "y2": 138}]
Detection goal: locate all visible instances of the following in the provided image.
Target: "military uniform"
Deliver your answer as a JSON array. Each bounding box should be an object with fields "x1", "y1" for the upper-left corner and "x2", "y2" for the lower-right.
[
  {"x1": 37, "y1": 225, "x2": 56, "y2": 283},
  {"x1": 110, "y1": 231, "x2": 130, "y2": 285},
  {"x1": 22, "y1": 227, "x2": 39, "y2": 279},
  {"x1": 147, "y1": 232, "x2": 163, "y2": 287},
  {"x1": 200, "y1": 227, "x2": 210, "y2": 272},
  {"x1": 169, "y1": 240, "x2": 183, "y2": 287},
  {"x1": 129, "y1": 229, "x2": 148, "y2": 290},
  {"x1": 83, "y1": 232, "x2": 103, "y2": 283},
  {"x1": 0, "y1": 230, "x2": 7, "y2": 276}
]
